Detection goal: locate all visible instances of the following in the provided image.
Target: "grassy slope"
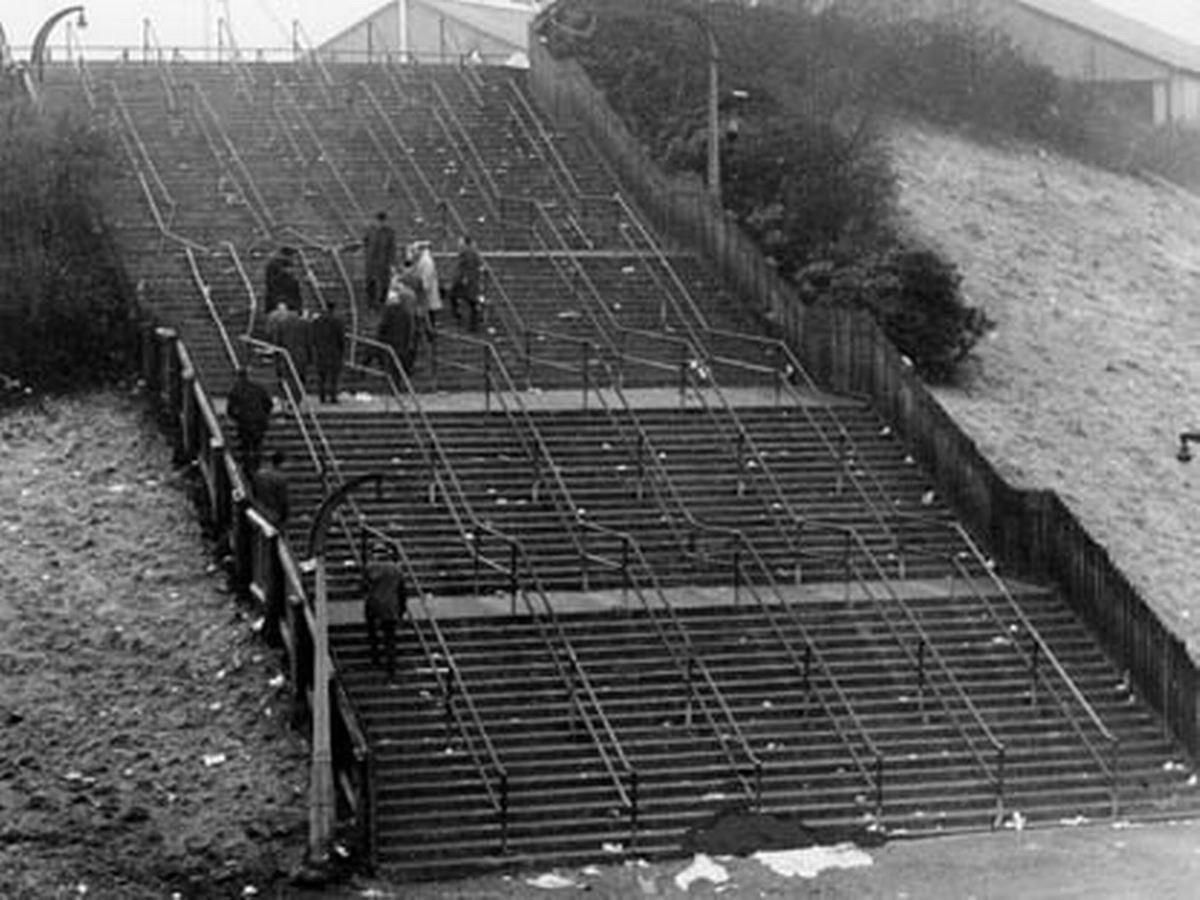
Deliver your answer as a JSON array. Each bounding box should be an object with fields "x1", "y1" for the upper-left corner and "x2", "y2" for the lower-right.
[{"x1": 891, "y1": 120, "x2": 1200, "y2": 656}]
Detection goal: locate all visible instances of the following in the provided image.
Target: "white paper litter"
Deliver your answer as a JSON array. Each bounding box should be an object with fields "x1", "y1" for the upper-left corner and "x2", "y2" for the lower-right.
[
  {"x1": 525, "y1": 873, "x2": 578, "y2": 889},
  {"x1": 674, "y1": 854, "x2": 729, "y2": 891},
  {"x1": 753, "y1": 844, "x2": 873, "y2": 879},
  {"x1": 202, "y1": 753, "x2": 227, "y2": 768}
]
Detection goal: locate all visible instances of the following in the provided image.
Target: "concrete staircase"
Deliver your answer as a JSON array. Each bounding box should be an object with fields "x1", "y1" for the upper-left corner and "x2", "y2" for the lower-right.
[{"x1": 43, "y1": 56, "x2": 1200, "y2": 879}]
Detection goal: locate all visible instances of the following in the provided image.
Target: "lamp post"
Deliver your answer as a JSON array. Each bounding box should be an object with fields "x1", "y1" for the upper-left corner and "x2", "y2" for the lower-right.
[
  {"x1": 302, "y1": 472, "x2": 385, "y2": 867},
  {"x1": 30, "y1": 5, "x2": 86, "y2": 83}
]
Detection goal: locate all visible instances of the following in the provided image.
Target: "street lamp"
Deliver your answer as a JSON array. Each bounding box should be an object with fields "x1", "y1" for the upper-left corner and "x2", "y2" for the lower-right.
[
  {"x1": 30, "y1": 5, "x2": 86, "y2": 83},
  {"x1": 302, "y1": 472, "x2": 385, "y2": 868}
]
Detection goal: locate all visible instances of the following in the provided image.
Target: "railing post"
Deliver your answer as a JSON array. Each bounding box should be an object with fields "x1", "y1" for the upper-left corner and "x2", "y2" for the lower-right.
[
  {"x1": 995, "y1": 746, "x2": 1007, "y2": 829},
  {"x1": 510, "y1": 542, "x2": 518, "y2": 617},
  {"x1": 874, "y1": 753, "x2": 884, "y2": 821},
  {"x1": 500, "y1": 773, "x2": 510, "y2": 855},
  {"x1": 685, "y1": 654, "x2": 695, "y2": 731},
  {"x1": 629, "y1": 769, "x2": 640, "y2": 852},
  {"x1": 472, "y1": 531, "x2": 481, "y2": 599},
  {"x1": 1029, "y1": 638, "x2": 1039, "y2": 707},
  {"x1": 916, "y1": 639, "x2": 927, "y2": 722},
  {"x1": 581, "y1": 340, "x2": 590, "y2": 411},
  {"x1": 733, "y1": 545, "x2": 742, "y2": 606}
]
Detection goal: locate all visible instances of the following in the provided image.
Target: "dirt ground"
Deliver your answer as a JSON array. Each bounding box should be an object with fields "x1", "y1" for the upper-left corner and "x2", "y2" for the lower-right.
[
  {"x1": 8, "y1": 121, "x2": 1200, "y2": 897},
  {"x1": 0, "y1": 391, "x2": 309, "y2": 899}
]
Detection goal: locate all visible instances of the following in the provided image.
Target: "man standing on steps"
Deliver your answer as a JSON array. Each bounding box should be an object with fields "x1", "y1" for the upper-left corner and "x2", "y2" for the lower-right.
[
  {"x1": 226, "y1": 365, "x2": 273, "y2": 476},
  {"x1": 449, "y1": 232, "x2": 483, "y2": 333},
  {"x1": 363, "y1": 210, "x2": 396, "y2": 311},
  {"x1": 363, "y1": 544, "x2": 408, "y2": 680},
  {"x1": 310, "y1": 300, "x2": 346, "y2": 404},
  {"x1": 253, "y1": 449, "x2": 290, "y2": 530},
  {"x1": 264, "y1": 246, "x2": 302, "y2": 313}
]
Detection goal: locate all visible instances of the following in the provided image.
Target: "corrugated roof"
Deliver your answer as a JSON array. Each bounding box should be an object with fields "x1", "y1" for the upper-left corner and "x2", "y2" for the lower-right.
[{"x1": 1014, "y1": 0, "x2": 1200, "y2": 73}]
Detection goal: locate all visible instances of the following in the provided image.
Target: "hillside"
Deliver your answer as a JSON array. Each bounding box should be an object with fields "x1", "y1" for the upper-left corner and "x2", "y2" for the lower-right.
[{"x1": 891, "y1": 121, "x2": 1200, "y2": 656}]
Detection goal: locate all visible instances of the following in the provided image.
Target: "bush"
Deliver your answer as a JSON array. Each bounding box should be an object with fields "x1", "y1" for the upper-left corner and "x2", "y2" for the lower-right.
[
  {"x1": 797, "y1": 245, "x2": 993, "y2": 383},
  {"x1": 0, "y1": 101, "x2": 135, "y2": 402}
]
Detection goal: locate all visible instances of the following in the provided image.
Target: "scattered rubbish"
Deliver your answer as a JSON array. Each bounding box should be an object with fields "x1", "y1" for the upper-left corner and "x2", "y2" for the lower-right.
[
  {"x1": 674, "y1": 854, "x2": 729, "y2": 891},
  {"x1": 1003, "y1": 811, "x2": 1026, "y2": 831},
  {"x1": 602, "y1": 841, "x2": 624, "y2": 854},
  {"x1": 525, "y1": 873, "x2": 578, "y2": 889},
  {"x1": 701, "y1": 792, "x2": 729, "y2": 802},
  {"x1": 580, "y1": 865, "x2": 602, "y2": 876},
  {"x1": 920, "y1": 490, "x2": 936, "y2": 506},
  {"x1": 637, "y1": 872, "x2": 658, "y2": 894},
  {"x1": 754, "y1": 844, "x2": 873, "y2": 879},
  {"x1": 621, "y1": 265, "x2": 636, "y2": 274},
  {"x1": 761, "y1": 700, "x2": 774, "y2": 709},
  {"x1": 209, "y1": 702, "x2": 223, "y2": 712},
  {"x1": 268, "y1": 674, "x2": 286, "y2": 690},
  {"x1": 1163, "y1": 760, "x2": 1188, "y2": 773},
  {"x1": 203, "y1": 753, "x2": 227, "y2": 768},
  {"x1": 242, "y1": 887, "x2": 259, "y2": 898},
  {"x1": 1059, "y1": 816, "x2": 1089, "y2": 827}
]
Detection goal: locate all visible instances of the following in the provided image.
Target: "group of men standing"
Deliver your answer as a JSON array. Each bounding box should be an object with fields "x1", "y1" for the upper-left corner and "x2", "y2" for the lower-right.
[{"x1": 362, "y1": 211, "x2": 485, "y2": 381}]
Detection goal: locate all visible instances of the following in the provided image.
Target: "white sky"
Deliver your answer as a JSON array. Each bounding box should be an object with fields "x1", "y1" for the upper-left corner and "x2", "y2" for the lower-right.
[{"x1": 2, "y1": 0, "x2": 1200, "y2": 55}]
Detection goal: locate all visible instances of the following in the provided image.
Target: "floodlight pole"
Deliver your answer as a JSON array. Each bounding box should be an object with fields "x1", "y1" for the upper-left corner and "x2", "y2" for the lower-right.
[
  {"x1": 30, "y1": 5, "x2": 86, "y2": 83},
  {"x1": 303, "y1": 471, "x2": 386, "y2": 865}
]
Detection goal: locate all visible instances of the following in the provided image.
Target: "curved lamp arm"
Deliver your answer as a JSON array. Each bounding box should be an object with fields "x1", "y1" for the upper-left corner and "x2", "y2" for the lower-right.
[{"x1": 31, "y1": 5, "x2": 86, "y2": 83}]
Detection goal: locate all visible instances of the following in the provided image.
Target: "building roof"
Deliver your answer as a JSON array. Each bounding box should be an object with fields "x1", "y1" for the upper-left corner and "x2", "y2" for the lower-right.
[{"x1": 1014, "y1": 0, "x2": 1200, "y2": 74}]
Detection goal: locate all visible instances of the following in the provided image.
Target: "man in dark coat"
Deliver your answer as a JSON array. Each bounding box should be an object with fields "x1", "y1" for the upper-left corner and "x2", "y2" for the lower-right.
[
  {"x1": 310, "y1": 300, "x2": 346, "y2": 404},
  {"x1": 264, "y1": 246, "x2": 302, "y2": 312},
  {"x1": 363, "y1": 546, "x2": 407, "y2": 679},
  {"x1": 449, "y1": 232, "x2": 483, "y2": 332},
  {"x1": 363, "y1": 211, "x2": 396, "y2": 311},
  {"x1": 268, "y1": 304, "x2": 311, "y2": 393},
  {"x1": 253, "y1": 450, "x2": 290, "y2": 529},
  {"x1": 226, "y1": 366, "x2": 273, "y2": 475},
  {"x1": 377, "y1": 275, "x2": 419, "y2": 380}
]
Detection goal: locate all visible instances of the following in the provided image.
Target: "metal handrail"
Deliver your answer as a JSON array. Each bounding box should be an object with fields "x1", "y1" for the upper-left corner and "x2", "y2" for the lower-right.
[
  {"x1": 276, "y1": 80, "x2": 365, "y2": 233},
  {"x1": 886, "y1": 512, "x2": 1119, "y2": 809},
  {"x1": 357, "y1": 79, "x2": 457, "y2": 239},
  {"x1": 799, "y1": 517, "x2": 1008, "y2": 809},
  {"x1": 429, "y1": 78, "x2": 501, "y2": 221},
  {"x1": 292, "y1": 21, "x2": 336, "y2": 98},
  {"x1": 191, "y1": 82, "x2": 277, "y2": 234},
  {"x1": 584, "y1": 519, "x2": 764, "y2": 805},
  {"x1": 184, "y1": 245, "x2": 240, "y2": 369},
  {"x1": 611, "y1": 192, "x2": 913, "y2": 544},
  {"x1": 140, "y1": 19, "x2": 181, "y2": 113},
  {"x1": 109, "y1": 82, "x2": 179, "y2": 232},
  {"x1": 221, "y1": 241, "x2": 261, "y2": 337},
  {"x1": 357, "y1": 519, "x2": 512, "y2": 851},
  {"x1": 579, "y1": 360, "x2": 887, "y2": 814},
  {"x1": 216, "y1": 17, "x2": 256, "y2": 102},
  {"x1": 506, "y1": 79, "x2": 583, "y2": 201},
  {"x1": 342, "y1": 335, "x2": 641, "y2": 831}
]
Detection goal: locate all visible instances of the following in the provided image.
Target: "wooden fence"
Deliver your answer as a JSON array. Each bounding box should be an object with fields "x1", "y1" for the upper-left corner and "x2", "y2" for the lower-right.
[
  {"x1": 525, "y1": 30, "x2": 1200, "y2": 756},
  {"x1": 140, "y1": 324, "x2": 377, "y2": 866}
]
